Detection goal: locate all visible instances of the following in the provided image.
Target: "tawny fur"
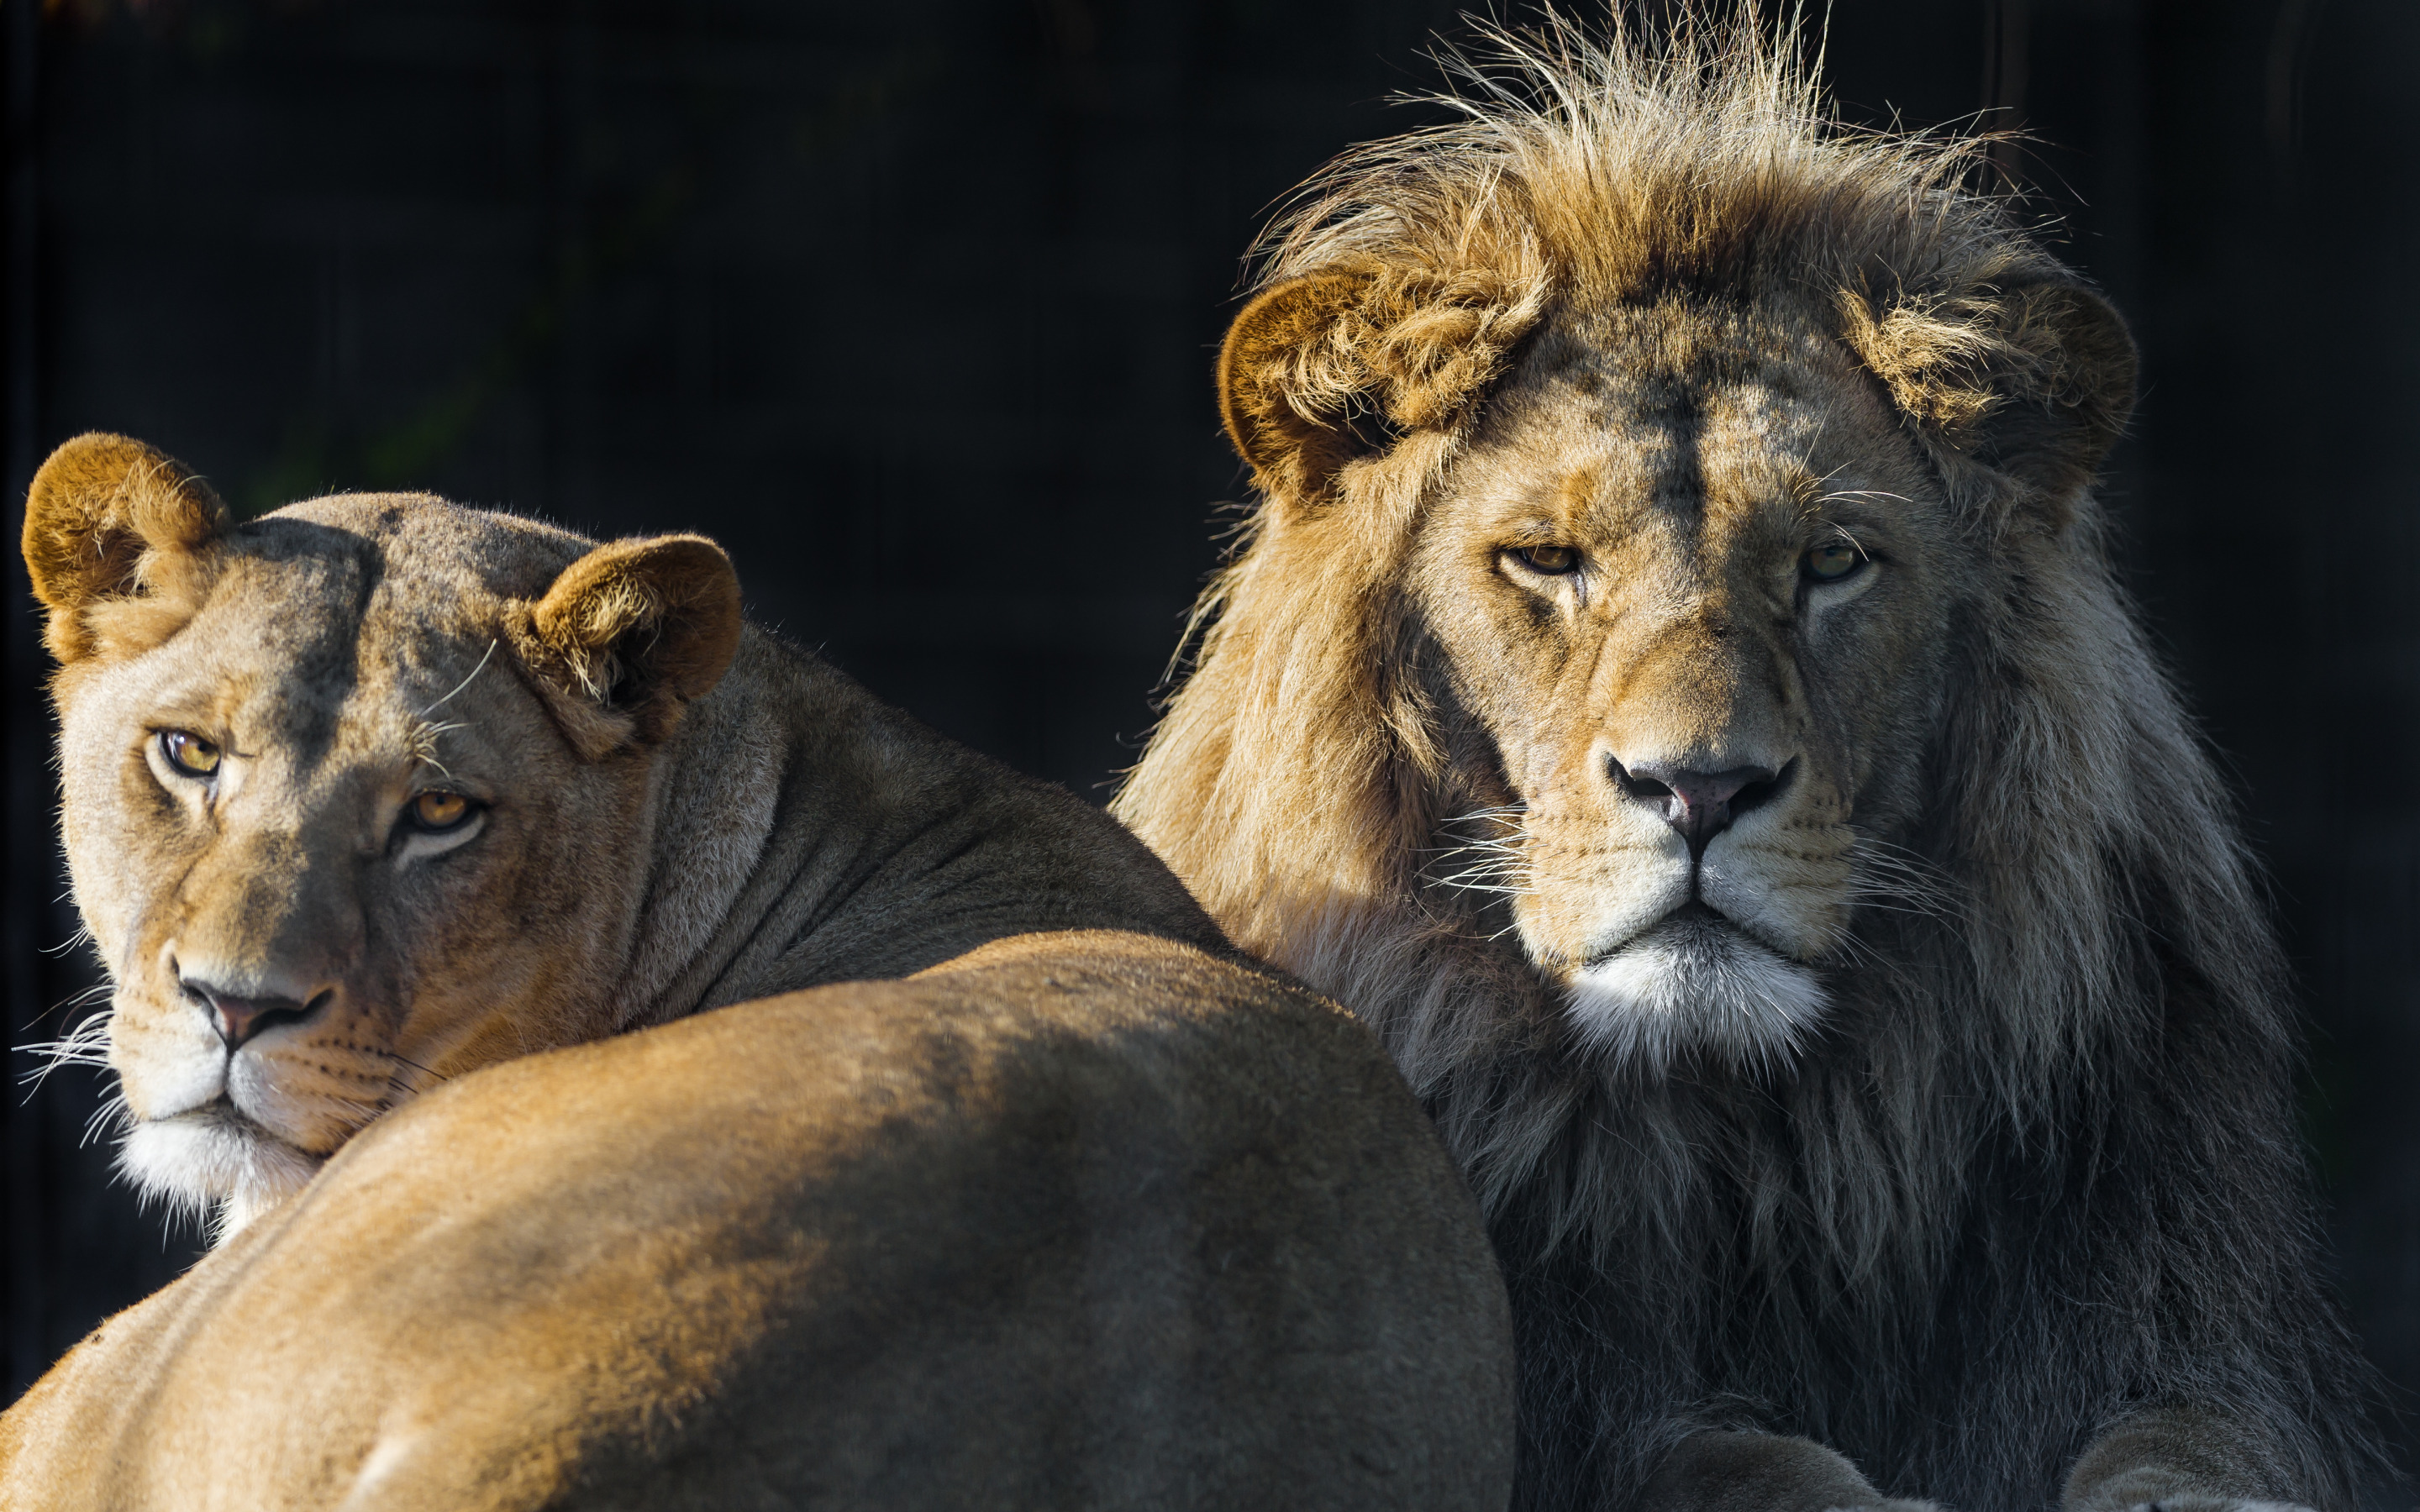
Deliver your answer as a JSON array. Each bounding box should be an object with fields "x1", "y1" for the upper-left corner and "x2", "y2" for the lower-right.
[
  {"x1": 1115, "y1": 12, "x2": 2387, "y2": 1512},
  {"x1": 1, "y1": 433, "x2": 1514, "y2": 1510}
]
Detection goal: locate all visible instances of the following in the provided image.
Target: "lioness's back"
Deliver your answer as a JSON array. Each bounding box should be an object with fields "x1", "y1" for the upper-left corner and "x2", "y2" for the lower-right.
[{"x1": 4, "y1": 941, "x2": 1512, "y2": 1510}]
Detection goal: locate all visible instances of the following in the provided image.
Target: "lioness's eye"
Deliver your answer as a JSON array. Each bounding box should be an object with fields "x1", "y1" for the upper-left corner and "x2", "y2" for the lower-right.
[
  {"x1": 406, "y1": 791, "x2": 476, "y2": 832},
  {"x1": 1508, "y1": 544, "x2": 1581, "y2": 575},
  {"x1": 1802, "y1": 541, "x2": 1866, "y2": 583},
  {"x1": 160, "y1": 730, "x2": 221, "y2": 779}
]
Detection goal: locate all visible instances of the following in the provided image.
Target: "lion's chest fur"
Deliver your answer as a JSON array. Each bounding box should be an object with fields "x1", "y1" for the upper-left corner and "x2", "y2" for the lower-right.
[{"x1": 1484, "y1": 1048, "x2": 2097, "y2": 1505}]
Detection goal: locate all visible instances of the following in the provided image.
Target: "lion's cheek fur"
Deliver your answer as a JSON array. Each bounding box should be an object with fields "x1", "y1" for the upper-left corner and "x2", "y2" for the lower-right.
[{"x1": 1505, "y1": 823, "x2": 1690, "y2": 968}]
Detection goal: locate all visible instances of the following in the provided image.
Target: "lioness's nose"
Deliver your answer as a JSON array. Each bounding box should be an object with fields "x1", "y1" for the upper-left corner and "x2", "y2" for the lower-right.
[
  {"x1": 1608, "y1": 758, "x2": 1786, "y2": 860},
  {"x1": 181, "y1": 976, "x2": 328, "y2": 1050}
]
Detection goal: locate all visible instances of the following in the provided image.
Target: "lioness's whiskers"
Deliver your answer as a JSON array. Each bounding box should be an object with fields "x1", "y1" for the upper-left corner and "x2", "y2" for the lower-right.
[
  {"x1": 373, "y1": 1047, "x2": 450, "y2": 1084},
  {"x1": 39, "y1": 925, "x2": 96, "y2": 957},
  {"x1": 81, "y1": 1087, "x2": 130, "y2": 1149},
  {"x1": 17, "y1": 979, "x2": 113, "y2": 1032},
  {"x1": 418, "y1": 638, "x2": 498, "y2": 717},
  {"x1": 17, "y1": 1001, "x2": 116, "y2": 1100}
]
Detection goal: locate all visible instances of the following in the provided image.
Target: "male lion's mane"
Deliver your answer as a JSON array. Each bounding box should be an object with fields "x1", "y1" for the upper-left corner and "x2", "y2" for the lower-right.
[{"x1": 1115, "y1": 12, "x2": 2388, "y2": 1509}]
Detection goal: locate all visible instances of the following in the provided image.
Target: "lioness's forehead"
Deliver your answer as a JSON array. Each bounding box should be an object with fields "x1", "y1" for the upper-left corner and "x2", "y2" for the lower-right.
[
  {"x1": 127, "y1": 496, "x2": 587, "y2": 756},
  {"x1": 256, "y1": 493, "x2": 593, "y2": 597},
  {"x1": 218, "y1": 494, "x2": 592, "y2": 641}
]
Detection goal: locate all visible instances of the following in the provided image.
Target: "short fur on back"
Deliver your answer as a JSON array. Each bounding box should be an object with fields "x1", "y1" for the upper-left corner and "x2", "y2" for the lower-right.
[{"x1": 1115, "y1": 11, "x2": 2387, "y2": 1511}]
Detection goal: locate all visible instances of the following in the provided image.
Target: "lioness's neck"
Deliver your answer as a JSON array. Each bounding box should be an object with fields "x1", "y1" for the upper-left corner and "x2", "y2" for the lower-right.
[{"x1": 611, "y1": 629, "x2": 1226, "y2": 1031}]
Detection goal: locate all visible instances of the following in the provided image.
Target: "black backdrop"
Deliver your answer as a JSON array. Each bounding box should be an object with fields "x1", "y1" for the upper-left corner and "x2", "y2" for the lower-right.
[{"x1": 5, "y1": 0, "x2": 2417, "y2": 1464}]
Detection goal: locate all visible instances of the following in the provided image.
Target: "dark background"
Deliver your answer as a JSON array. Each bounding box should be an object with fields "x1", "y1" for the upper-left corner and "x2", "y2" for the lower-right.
[{"x1": 4, "y1": 0, "x2": 2414, "y2": 1467}]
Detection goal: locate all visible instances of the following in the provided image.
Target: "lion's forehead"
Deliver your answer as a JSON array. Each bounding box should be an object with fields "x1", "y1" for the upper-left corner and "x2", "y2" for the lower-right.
[
  {"x1": 1547, "y1": 296, "x2": 1838, "y2": 391},
  {"x1": 1416, "y1": 302, "x2": 1947, "y2": 778},
  {"x1": 1465, "y1": 312, "x2": 1928, "y2": 556}
]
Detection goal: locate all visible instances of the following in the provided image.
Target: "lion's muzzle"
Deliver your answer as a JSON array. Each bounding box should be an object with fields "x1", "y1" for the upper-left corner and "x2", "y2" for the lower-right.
[
  {"x1": 1517, "y1": 743, "x2": 1844, "y2": 1075},
  {"x1": 1603, "y1": 753, "x2": 1791, "y2": 862}
]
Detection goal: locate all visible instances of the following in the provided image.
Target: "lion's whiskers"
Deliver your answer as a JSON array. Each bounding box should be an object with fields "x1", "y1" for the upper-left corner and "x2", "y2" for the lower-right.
[
  {"x1": 1424, "y1": 803, "x2": 1538, "y2": 901},
  {"x1": 1844, "y1": 836, "x2": 1965, "y2": 924}
]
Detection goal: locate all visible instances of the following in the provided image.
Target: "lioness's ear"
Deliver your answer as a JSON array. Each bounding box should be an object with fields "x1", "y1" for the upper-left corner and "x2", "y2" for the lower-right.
[
  {"x1": 1839, "y1": 278, "x2": 2137, "y2": 527},
  {"x1": 23, "y1": 433, "x2": 229, "y2": 662},
  {"x1": 1219, "y1": 263, "x2": 1547, "y2": 510},
  {"x1": 511, "y1": 534, "x2": 742, "y2": 759}
]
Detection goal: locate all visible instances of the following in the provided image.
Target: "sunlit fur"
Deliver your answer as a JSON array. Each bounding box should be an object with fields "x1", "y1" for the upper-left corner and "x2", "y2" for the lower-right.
[
  {"x1": 1116, "y1": 10, "x2": 2386, "y2": 1511},
  {"x1": 8, "y1": 434, "x2": 1517, "y2": 1511}
]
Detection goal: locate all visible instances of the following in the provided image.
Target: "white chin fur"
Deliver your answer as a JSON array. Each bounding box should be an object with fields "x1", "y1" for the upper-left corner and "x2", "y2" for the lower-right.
[
  {"x1": 1565, "y1": 911, "x2": 1828, "y2": 1075},
  {"x1": 120, "y1": 1110, "x2": 324, "y2": 1244}
]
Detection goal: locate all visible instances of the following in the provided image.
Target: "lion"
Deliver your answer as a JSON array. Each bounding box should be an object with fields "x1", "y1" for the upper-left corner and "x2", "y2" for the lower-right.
[
  {"x1": 0, "y1": 433, "x2": 1515, "y2": 1509},
  {"x1": 1112, "y1": 14, "x2": 2388, "y2": 1512}
]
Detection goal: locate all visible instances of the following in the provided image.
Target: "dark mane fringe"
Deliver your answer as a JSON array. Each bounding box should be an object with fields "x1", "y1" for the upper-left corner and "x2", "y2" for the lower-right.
[{"x1": 1115, "y1": 8, "x2": 2392, "y2": 1509}]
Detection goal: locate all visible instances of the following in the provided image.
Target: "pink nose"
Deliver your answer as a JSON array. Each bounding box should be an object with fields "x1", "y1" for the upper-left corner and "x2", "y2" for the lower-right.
[
  {"x1": 1606, "y1": 759, "x2": 1786, "y2": 860},
  {"x1": 181, "y1": 979, "x2": 327, "y2": 1049}
]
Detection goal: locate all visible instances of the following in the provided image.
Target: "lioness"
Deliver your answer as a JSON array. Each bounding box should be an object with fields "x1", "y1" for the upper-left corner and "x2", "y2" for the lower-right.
[
  {"x1": 0, "y1": 433, "x2": 1514, "y2": 1509},
  {"x1": 1114, "y1": 16, "x2": 2386, "y2": 1512}
]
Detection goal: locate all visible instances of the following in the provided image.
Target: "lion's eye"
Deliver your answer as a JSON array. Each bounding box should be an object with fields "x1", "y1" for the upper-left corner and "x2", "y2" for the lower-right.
[
  {"x1": 1802, "y1": 541, "x2": 1866, "y2": 583},
  {"x1": 405, "y1": 791, "x2": 476, "y2": 832},
  {"x1": 1509, "y1": 544, "x2": 1581, "y2": 575},
  {"x1": 160, "y1": 730, "x2": 221, "y2": 779}
]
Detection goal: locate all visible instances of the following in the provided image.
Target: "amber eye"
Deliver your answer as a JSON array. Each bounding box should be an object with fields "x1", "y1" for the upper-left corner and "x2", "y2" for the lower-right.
[
  {"x1": 405, "y1": 790, "x2": 476, "y2": 832},
  {"x1": 160, "y1": 730, "x2": 222, "y2": 779},
  {"x1": 1509, "y1": 544, "x2": 1581, "y2": 575},
  {"x1": 1802, "y1": 540, "x2": 1867, "y2": 583}
]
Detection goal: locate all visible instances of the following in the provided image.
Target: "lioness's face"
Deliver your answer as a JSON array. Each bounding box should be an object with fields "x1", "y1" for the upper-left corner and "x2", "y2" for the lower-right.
[
  {"x1": 52, "y1": 509, "x2": 660, "y2": 1231},
  {"x1": 1410, "y1": 300, "x2": 1956, "y2": 1068}
]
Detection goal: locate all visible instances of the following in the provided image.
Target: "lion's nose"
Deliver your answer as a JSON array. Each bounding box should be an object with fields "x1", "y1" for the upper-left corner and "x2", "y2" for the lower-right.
[
  {"x1": 180, "y1": 977, "x2": 329, "y2": 1050},
  {"x1": 1607, "y1": 758, "x2": 1787, "y2": 860}
]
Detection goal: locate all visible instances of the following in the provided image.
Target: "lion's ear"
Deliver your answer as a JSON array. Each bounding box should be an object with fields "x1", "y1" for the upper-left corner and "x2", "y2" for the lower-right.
[
  {"x1": 511, "y1": 534, "x2": 742, "y2": 759},
  {"x1": 1219, "y1": 264, "x2": 1547, "y2": 510},
  {"x1": 1839, "y1": 278, "x2": 2137, "y2": 527},
  {"x1": 1220, "y1": 271, "x2": 1391, "y2": 508},
  {"x1": 23, "y1": 433, "x2": 230, "y2": 662}
]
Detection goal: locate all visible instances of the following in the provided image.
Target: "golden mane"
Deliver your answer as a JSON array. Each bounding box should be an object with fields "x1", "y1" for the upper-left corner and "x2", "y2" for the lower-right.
[{"x1": 1237, "y1": 8, "x2": 2123, "y2": 499}]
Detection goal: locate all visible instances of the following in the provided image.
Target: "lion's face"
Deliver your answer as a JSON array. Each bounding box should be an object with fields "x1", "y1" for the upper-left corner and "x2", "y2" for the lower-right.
[
  {"x1": 28, "y1": 438, "x2": 739, "y2": 1233},
  {"x1": 1122, "y1": 230, "x2": 2128, "y2": 1078},
  {"x1": 1407, "y1": 301, "x2": 1954, "y2": 1068}
]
